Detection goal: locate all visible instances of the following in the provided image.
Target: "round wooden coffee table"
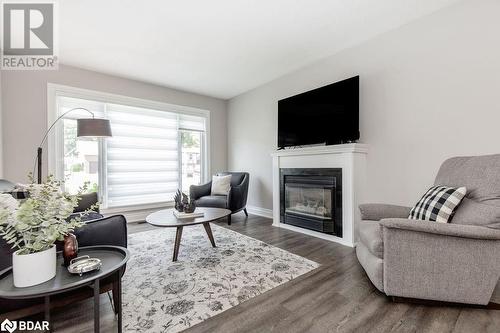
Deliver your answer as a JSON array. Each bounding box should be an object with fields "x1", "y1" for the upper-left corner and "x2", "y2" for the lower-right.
[{"x1": 145, "y1": 207, "x2": 231, "y2": 262}]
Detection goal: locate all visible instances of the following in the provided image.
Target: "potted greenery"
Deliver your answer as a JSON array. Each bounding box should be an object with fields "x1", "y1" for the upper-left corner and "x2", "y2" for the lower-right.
[{"x1": 0, "y1": 176, "x2": 86, "y2": 287}]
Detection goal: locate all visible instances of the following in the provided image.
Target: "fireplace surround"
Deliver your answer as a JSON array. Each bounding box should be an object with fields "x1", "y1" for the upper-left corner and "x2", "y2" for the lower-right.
[
  {"x1": 280, "y1": 168, "x2": 342, "y2": 237},
  {"x1": 271, "y1": 143, "x2": 367, "y2": 247}
]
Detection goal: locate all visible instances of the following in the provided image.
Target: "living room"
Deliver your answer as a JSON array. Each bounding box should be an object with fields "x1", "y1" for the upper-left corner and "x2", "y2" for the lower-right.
[{"x1": 1, "y1": 0, "x2": 499, "y2": 332}]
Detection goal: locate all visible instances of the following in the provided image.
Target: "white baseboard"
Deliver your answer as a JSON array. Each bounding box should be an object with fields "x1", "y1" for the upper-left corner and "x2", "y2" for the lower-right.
[
  {"x1": 246, "y1": 205, "x2": 273, "y2": 219},
  {"x1": 105, "y1": 204, "x2": 273, "y2": 223}
]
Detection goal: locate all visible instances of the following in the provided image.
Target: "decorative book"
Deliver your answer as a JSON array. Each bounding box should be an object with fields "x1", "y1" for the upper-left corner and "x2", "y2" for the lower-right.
[{"x1": 173, "y1": 210, "x2": 204, "y2": 219}]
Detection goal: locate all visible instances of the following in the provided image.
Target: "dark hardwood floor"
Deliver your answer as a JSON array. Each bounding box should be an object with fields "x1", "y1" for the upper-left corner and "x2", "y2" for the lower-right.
[{"x1": 48, "y1": 213, "x2": 500, "y2": 332}]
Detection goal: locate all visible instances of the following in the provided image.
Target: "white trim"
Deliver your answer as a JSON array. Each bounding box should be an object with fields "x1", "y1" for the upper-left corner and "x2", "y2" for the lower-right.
[
  {"x1": 271, "y1": 143, "x2": 368, "y2": 157},
  {"x1": 47, "y1": 83, "x2": 211, "y2": 118},
  {"x1": 246, "y1": 205, "x2": 273, "y2": 219},
  {"x1": 46, "y1": 83, "x2": 211, "y2": 210},
  {"x1": 102, "y1": 202, "x2": 174, "y2": 223},
  {"x1": 271, "y1": 143, "x2": 367, "y2": 247}
]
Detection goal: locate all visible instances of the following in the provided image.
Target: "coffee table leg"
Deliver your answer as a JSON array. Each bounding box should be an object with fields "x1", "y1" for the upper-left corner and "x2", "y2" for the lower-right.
[
  {"x1": 173, "y1": 226, "x2": 183, "y2": 262},
  {"x1": 94, "y1": 278, "x2": 100, "y2": 333},
  {"x1": 203, "y1": 222, "x2": 216, "y2": 247},
  {"x1": 44, "y1": 296, "x2": 50, "y2": 332}
]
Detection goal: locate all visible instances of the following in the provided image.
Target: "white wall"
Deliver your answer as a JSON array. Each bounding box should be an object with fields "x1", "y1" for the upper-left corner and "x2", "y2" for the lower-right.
[
  {"x1": 228, "y1": 0, "x2": 500, "y2": 210},
  {"x1": 1, "y1": 64, "x2": 227, "y2": 183},
  {"x1": 0, "y1": 69, "x2": 3, "y2": 178}
]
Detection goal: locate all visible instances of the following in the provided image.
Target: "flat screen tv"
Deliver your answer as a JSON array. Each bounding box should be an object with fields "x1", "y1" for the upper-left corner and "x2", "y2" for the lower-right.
[{"x1": 278, "y1": 76, "x2": 359, "y2": 149}]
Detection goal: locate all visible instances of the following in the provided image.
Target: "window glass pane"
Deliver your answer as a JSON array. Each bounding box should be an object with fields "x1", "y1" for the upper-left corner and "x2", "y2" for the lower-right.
[
  {"x1": 181, "y1": 131, "x2": 202, "y2": 193},
  {"x1": 62, "y1": 119, "x2": 99, "y2": 194}
]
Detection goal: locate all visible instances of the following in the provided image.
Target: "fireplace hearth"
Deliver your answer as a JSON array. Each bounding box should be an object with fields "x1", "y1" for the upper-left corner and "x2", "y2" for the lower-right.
[{"x1": 280, "y1": 168, "x2": 342, "y2": 237}]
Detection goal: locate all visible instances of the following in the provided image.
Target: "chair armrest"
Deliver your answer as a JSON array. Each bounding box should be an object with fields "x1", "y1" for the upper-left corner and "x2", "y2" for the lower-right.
[
  {"x1": 68, "y1": 212, "x2": 104, "y2": 222},
  {"x1": 380, "y1": 218, "x2": 500, "y2": 240},
  {"x1": 74, "y1": 192, "x2": 99, "y2": 213},
  {"x1": 381, "y1": 218, "x2": 500, "y2": 304},
  {"x1": 228, "y1": 184, "x2": 243, "y2": 211},
  {"x1": 74, "y1": 215, "x2": 127, "y2": 248},
  {"x1": 190, "y1": 181, "x2": 212, "y2": 200},
  {"x1": 228, "y1": 173, "x2": 249, "y2": 212},
  {"x1": 359, "y1": 204, "x2": 411, "y2": 221}
]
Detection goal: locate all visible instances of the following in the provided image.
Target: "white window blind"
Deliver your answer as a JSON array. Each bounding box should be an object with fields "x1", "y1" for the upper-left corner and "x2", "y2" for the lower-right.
[
  {"x1": 179, "y1": 114, "x2": 206, "y2": 132},
  {"x1": 58, "y1": 96, "x2": 105, "y2": 118},
  {"x1": 105, "y1": 104, "x2": 181, "y2": 207},
  {"x1": 54, "y1": 94, "x2": 208, "y2": 209}
]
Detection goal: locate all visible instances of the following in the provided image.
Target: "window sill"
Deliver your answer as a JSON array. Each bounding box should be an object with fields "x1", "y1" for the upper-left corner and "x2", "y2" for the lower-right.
[{"x1": 101, "y1": 201, "x2": 175, "y2": 222}]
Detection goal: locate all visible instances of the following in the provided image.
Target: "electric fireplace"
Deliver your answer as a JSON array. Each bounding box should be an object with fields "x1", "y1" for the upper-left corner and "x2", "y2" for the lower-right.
[{"x1": 280, "y1": 168, "x2": 342, "y2": 236}]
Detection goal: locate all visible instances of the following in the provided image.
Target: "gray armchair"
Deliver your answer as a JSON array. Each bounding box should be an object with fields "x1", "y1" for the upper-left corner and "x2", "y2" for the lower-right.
[
  {"x1": 356, "y1": 154, "x2": 500, "y2": 305},
  {"x1": 190, "y1": 172, "x2": 249, "y2": 225}
]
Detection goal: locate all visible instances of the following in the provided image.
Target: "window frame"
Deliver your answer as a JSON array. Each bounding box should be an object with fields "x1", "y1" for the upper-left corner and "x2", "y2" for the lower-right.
[{"x1": 47, "y1": 83, "x2": 211, "y2": 210}]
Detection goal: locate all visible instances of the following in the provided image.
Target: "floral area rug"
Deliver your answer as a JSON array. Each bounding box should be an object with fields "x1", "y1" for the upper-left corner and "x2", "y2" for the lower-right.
[{"x1": 122, "y1": 224, "x2": 319, "y2": 332}]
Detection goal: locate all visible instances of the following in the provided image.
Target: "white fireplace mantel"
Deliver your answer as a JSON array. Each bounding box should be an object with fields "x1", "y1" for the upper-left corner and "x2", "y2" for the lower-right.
[{"x1": 271, "y1": 143, "x2": 368, "y2": 247}]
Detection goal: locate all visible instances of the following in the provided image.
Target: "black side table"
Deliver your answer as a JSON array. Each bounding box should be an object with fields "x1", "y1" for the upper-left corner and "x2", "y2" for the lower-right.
[{"x1": 0, "y1": 246, "x2": 129, "y2": 333}]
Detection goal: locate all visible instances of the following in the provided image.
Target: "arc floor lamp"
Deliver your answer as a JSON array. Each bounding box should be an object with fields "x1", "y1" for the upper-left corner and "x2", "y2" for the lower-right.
[{"x1": 34, "y1": 108, "x2": 112, "y2": 184}]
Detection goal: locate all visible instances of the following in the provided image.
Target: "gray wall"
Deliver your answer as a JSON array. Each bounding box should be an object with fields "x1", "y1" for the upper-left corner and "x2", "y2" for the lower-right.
[
  {"x1": 1, "y1": 64, "x2": 227, "y2": 183},
  {"x1": 227, "y1": 0, "x2": 500, "y2": 210}
]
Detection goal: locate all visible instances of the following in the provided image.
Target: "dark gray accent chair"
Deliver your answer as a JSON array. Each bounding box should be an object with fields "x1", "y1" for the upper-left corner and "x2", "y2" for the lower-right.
[
  {"x1": 356, "y1": 154, "x2": 500, "y2": 305},
  {"x1": 190, "y1": 172, "x2": 249, "y2": 225}
]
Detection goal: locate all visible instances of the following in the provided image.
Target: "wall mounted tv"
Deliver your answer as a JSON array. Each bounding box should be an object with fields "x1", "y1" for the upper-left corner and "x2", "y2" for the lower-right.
[{"x1": 278, "y1": 76, "x2": 359, "y2": 149}]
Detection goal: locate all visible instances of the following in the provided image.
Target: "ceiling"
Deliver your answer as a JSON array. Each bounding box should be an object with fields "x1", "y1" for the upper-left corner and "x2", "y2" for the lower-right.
[{"x1": 59, "y1": 0, "x2": 460, "y2": 99}]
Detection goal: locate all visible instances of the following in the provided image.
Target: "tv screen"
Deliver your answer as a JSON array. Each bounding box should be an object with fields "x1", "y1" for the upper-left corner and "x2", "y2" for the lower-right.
[{"x1": 278, "y1": 76, "x2": 359, "y2": 148}]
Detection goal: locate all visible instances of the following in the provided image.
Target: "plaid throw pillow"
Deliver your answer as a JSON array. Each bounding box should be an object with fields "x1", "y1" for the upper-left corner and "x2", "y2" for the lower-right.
[{"x1": 408, "y1": 185, "x2": 467, "y2": 223}]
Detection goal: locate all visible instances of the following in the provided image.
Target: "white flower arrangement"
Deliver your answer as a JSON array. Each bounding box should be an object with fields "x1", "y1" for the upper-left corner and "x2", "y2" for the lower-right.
[{"x1": 0, "y1": 176, "x2": 89, "y2": 255}]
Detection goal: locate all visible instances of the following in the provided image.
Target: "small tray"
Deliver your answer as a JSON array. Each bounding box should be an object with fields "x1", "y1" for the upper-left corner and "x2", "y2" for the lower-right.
[{"x1": 67, "y1": 255, "x2": 102, "y2": 276}]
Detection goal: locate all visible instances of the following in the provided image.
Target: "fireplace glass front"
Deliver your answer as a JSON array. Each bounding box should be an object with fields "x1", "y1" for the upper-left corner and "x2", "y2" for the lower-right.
[
  {"x1": 280, "y1": 169, "x2": 342, "y2": 237},
  {"x1": 285, "y1": 184, "x2": 333, "y2": 220}
]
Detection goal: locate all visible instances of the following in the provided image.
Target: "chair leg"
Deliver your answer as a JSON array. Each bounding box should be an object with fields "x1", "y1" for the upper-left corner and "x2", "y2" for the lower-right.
[
  {"x1": 243, "y1": 208, "x2": 248, "y2": 217},
  {"x1": 227, "y1": 214, "x2": 231, "y2": 225}
]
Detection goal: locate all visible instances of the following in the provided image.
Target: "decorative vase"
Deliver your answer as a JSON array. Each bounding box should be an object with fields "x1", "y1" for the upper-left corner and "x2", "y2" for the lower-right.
[
  {"x1": 63, "y1": 233, "x2": 78, "y2": 267},
  {"x1": 12, "y1": 245, "x2": 56, "y2": 287},
  {"x1": 174, "y1": 190, "x2": 185, "y2": 212},
  {"x1": 183, "y1": 200, "x2": 196, "y2": 213}
]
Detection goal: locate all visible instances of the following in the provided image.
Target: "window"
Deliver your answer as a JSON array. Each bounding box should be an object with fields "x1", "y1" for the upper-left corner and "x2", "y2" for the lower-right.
[
  {"x1": 63, "y1": 118, "x2": 100, "y2": 194},
  {"x1": 179, "y1": 116, "x2": 204, "y2": 193},
  {"x1": 51, "y1": 88, "x2": 209, "y2": 209}
]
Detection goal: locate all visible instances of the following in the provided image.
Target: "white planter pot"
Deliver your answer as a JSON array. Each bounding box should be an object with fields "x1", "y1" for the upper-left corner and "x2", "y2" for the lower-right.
[{"x1": 12, "y1": 245, "x2": 56, "y2": 288}]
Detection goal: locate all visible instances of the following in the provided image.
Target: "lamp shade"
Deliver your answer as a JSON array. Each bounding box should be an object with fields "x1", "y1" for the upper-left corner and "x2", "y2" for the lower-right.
[{"x1": 76, "y1": 118, "x2": 112, "y2": 138}]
